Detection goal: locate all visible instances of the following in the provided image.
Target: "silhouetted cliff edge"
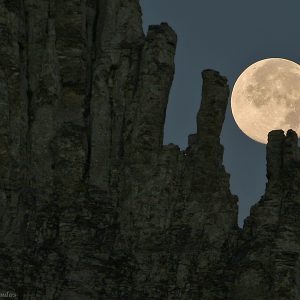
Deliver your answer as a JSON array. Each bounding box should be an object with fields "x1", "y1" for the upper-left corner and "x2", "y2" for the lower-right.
[{"x1": 0, "y1": 1, "x2": 299, "y2": 299}]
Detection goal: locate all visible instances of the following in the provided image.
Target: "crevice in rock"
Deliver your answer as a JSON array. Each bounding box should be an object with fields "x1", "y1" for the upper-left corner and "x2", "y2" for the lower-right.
[
  {"x1": 84, "y1": 0, "x2": 110, "y2": 183},
  {"x1": 83, "y1": 0, "x2": 100, "y2": 182},
  {"x1": 132, "y1": 44, "x2": 144, "y2": 99},
  {"x1": 108, "y1": 67, "x2": 116, "y2": 188},
  {"x1": 20, "y1": 0, "x2": 33, "y2": 187}
]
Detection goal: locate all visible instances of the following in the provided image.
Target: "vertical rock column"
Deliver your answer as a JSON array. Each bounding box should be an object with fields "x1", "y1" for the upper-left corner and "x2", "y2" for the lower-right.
[
  {"x1": 271, "y1": 129, "x2": 300, "y2": 299},
  {"x1": 112, "y1": 22, "x2": 178, "y2": 299},
  {"x1": 165, "y1": 70, "x2": 239, "y2": 300},
  {"x1": 197, "y1": 70, "x2": 229, "y2": 140},
  {"x1": 0, "y1": 1, "x2": 30, "y2": 292},
  {"x1": 233, "y1": 129, "x2": 300, "y2": 300}
]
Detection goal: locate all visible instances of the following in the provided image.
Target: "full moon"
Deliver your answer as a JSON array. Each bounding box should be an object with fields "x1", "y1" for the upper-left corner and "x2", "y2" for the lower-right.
[{"x1": 231, "y1": 58, "x2": 300, "y2": 144}]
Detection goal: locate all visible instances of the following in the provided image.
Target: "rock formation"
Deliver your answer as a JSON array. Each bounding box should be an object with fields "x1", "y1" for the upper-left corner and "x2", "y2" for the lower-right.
[
  {"x1": 0, "y1": 0, "x2": 300, "y2": 299},
  {"x1": 231, "y1": 129, "x2": 300, "y2": 300}
]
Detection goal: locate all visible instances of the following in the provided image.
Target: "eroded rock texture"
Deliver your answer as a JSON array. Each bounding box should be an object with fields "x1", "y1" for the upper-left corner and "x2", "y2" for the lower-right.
[
  {"x1": 232, "y1": 129, "x2": 300, "y2": 300},
  {"x1": 0, "y1": 0, "x2": 299, "y2": 299}
]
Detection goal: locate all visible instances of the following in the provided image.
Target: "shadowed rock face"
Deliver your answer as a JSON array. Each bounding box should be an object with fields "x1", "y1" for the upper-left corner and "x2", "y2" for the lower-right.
[
  {"x1": 0, "y1": 0, "x2": 299, "y2": 299},
  {"x1": 234, "y1": 129, "x2": 300, "y2": 300}
]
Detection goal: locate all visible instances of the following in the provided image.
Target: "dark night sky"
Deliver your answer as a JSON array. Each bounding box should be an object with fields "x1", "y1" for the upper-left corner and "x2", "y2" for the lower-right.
[{"x1": 140, "y1": 0, "x2": 300, "y2": 226}]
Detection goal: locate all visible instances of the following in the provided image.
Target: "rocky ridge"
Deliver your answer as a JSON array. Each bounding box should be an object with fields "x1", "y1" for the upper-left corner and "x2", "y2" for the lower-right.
[{"x1": 0, "y1": 0, "x2": 299, "y2": 299}]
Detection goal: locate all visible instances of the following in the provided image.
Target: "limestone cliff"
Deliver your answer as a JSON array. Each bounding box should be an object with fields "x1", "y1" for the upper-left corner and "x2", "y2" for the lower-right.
[{"x1": 0, "y1": 0, "x2": 299, "y2": 299}]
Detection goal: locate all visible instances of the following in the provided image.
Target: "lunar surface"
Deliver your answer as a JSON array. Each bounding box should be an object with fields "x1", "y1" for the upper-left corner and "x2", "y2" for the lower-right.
[{"x1": 231, "y1": 58, "x2": 300, "y2": 144}]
